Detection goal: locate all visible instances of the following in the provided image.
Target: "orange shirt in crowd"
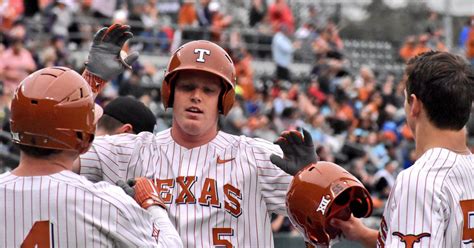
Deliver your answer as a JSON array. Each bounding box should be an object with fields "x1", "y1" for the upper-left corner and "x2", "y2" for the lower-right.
[
  {"x1": 234, "y1": 53, "x2": 255, "y2": 100},
  {"x1": 178, "y1": 3, "x2": 197, "y2": 27},
  {"x1": 413, "y1": 44, "x2": 431, "y2": 56},
  {"x1": 399, "y1": 44, "x2": 416, "y2": 62}
]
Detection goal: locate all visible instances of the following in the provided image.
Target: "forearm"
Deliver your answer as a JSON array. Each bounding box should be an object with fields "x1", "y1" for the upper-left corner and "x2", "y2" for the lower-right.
[
  {"x1": 147, "y1": 206, "x2": 183, "y2": 248},
  {"x1": 82, "y1": 69, "x2": 107, "y2": 99},
  {"x1": 358, "y1": 227, "x2": 378, "y2": 248}
]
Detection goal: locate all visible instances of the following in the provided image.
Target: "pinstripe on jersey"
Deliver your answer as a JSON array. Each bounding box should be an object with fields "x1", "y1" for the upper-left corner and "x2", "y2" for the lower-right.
[
  {"x1": 80, "y1": 129, "x2": 293, "y2": 247},
  {"x1": 0, "y1": 170, "x2": 163, "y2": 247},
  {"x1": 377, "y1": 148, "x2": 474, "y2": 247}
]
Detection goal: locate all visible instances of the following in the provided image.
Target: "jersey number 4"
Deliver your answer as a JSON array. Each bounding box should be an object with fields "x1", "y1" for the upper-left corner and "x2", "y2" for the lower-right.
[
  {"x1": 21, "y1": 220, "x2": 54, "y2": 248},
  {"x1": 461, "y1": 199, "x2": 474, "y2": 245}
]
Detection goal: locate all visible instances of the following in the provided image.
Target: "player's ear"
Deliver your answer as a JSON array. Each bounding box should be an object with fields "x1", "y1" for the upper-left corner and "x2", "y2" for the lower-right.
[
  {"x1": 408, "y1": 94, "x2": 421, "y2": 117},
  {"x1": 118, "y1": 124, "x2": 134, "y2": 134}
]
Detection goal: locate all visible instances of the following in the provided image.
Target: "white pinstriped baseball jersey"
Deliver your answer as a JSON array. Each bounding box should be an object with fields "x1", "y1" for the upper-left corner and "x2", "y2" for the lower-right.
[
  {"x1": 377, "y1": 148, "x2": 474, "y2": 248},
  {"x1": 0, "y1": 170, "x2": 173, "y2": 247},
  {"x1": 80, "y1": 128, "x2": 292, "y2": 247}
]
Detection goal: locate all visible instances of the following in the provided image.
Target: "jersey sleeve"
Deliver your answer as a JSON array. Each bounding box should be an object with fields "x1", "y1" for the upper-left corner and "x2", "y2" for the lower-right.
[
  {"x1": 80, "y1": 133, "x2": 156, "y2": 184},
  {"x1": 252, "y1": 139, "x2": 293, "y2": 215},
  {"x1": 99, "y1": 184, "x2": 182, "y2": 248},
  {"x1": 379, "y1": 168, "x2": 447, "y2": 247}
]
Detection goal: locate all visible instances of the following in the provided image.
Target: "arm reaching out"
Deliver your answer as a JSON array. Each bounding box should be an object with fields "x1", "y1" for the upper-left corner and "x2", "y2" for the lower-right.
[
  {"x1": 331, "y1": 216, "x2": 378, "y2": 248},
  {"x1": 116, "y1": 178, "x2": 166, "y2": 210},
  {"x1": 117, "y1": 178, "x2": 183, "y2": 247},
  {"x1": 83, "y1": 24, "x2": 139, "y2": 95}
]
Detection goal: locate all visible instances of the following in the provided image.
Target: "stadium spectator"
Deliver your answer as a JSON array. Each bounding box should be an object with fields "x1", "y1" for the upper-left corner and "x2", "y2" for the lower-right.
[
  {"x1": 466, "y1": 16, "x2": 474, "y2": 65},
  {"x1": 372, "y1": 160, "x2": 398, "y2": 199},
  {"x1": 399, "y1": 35, "x2": 416, "y2": 62},
  {"x1": 413, "y1": 34, "x2": 431, "y2": 56},
  {"x1": 208, "y1": 1, "x2": 232, "y2": 42},
  {"x1": 0, "y1": 22, "x2": 36, "y2": 95},
  {"x1": 50, "y1": 0, "x2": 74, "y2": 37},
  {"x1": 268, "y1": 0, "x2": 294, "y2": 33},
  {"x1": 196, "y1": 0, "x2": 213, "y2": 27},
  {"x1": 459, "y1": 17, "x2": 474, "y2": 50},
  {"x1": 178, "y1": 0, "x2": 198, "y2": 28},
  {"x1": 249, "y1": 0, "x2": 267, "y2": 27},
  {"x1": 233, "y1": 48, "x2": 256, "y2": 100},
  {"x1": 272, "y1": 23, "x2": 295, "y2": 81}
]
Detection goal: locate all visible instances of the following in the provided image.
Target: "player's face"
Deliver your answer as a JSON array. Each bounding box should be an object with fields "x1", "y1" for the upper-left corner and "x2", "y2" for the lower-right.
[{"x1": 172, "y1": 71, "x2": 222, "y2": 137}]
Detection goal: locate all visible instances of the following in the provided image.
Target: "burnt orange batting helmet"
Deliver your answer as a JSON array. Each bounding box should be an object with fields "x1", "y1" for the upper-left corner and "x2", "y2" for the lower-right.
[
  {"x1": 162, "y1": 40, "x2": 236, "y2": 115},
  {"x1": 286, "y1": 161, "x2": 373, "y2": 246},
  {"x1": 10, "y1": 67, "x2": 102, "y2": 154}
]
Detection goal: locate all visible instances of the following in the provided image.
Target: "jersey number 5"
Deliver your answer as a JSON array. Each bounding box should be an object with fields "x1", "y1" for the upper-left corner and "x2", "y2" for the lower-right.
[
  {"x1": 21, "y1": 220, "x2": 54, "y2": 248},
  {"x1": 212, "y1": 227, "x2": 234, "y2": 248},
  {"x1": 460, "y1": 199, "x2": 474, "y2": 245}
]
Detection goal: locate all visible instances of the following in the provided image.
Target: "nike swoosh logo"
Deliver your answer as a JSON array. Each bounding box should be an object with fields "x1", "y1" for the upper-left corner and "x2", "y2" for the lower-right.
[{"x1": 216, "y1": 156, "x2": 235, "y2": 164}]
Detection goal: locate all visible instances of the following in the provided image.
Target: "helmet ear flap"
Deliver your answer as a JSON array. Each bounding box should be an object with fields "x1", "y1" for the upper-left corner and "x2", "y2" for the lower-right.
[
  {"x1": 162, "y1": 72, "x2": 177, "y2": 110},
  {"x1": 221, "y1": 88, "x2": 235, "y2": 115},
  {"x1": 77, "y1": 132, "x2": 95, "y2": 154}
]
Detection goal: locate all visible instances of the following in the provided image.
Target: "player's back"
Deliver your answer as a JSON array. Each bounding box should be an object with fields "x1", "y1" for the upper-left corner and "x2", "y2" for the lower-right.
[
  {"x1": 381, "y1": 148, "x2": 474, "y2": 247},
  {"x1": 0, "y1": 170, "x2": 157, "y2": 247}
]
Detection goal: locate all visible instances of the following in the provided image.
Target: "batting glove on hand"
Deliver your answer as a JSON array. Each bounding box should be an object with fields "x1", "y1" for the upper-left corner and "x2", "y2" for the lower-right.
[
  {"x1": 116, "y1": 179, "x2": 136, "y2": 197},
  {"x1": 270, "y1": 128, "x2": 318, "y2": 176},
  {"x1": 85, "y1": 24, "x2": 139, "y2": 81},
  {"x1": 117, "y1": 178, "x2": 166, "y2": 210}
]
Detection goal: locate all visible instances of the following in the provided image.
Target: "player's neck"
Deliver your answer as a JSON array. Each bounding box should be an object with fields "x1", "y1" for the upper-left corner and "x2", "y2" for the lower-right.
[
  {"x1": 414, "y1": 123, "x2": 469, "y2": 158},
  {"x1": 12, "y1": 151, "x2": 77, "y2": 176},
  {"x1": 171, "y1": 125, "x2": 218, "y2": 149}
]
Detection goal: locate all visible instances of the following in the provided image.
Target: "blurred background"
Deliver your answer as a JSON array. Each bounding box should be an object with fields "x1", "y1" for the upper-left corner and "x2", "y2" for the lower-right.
[{"x1": 0, "y1": 0, "x2": 473, "y2": 247}]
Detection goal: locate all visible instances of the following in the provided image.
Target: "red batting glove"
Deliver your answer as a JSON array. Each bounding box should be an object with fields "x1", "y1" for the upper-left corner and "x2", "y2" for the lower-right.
[{"x1": 134, "y1": 177, "x2": 167, "y2": 210}]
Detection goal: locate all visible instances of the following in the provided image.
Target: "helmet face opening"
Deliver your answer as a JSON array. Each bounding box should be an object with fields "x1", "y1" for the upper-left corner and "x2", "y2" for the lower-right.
[
  {"x1": 286, "y1": 162, "x2": 373, "y2": 246},
  {"x1": 162, "y1": 40, "x2": 236, "y2": 115}
]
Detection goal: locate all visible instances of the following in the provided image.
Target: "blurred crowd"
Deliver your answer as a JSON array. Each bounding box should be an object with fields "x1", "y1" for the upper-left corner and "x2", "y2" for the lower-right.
[{"x1": 0, "y1": 0, "x2": 473, "y2": 235}]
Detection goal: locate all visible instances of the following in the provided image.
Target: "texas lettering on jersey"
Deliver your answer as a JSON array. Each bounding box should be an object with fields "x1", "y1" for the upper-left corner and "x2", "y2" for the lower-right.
[
  {"x1": 155, "y1": 176, "x2": 243, "y2": 218},
  {"x1": 80, "y1": 129, "x2": 293, "y2": 247}
]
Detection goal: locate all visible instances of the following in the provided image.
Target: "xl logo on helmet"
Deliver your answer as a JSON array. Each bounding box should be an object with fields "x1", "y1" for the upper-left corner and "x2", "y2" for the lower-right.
[
  {"x1": 317, "y1": 195, "x2": 331, "y2": 215},
  {"x1": 194, "y1": 48, "x2": 211, "y2": 63}
]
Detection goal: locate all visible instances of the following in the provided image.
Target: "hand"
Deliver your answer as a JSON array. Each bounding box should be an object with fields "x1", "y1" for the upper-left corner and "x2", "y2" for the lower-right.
[
  {"x1": 330, "y1": 216, "x2": 378, "y2": 246},
  {"x1": 116, "y1": 179, "x2": 136, "y2": 197},
  {"x1": 117, "y1": 178, "x2": 166, "y2": 210},
  {"x1": 270, "y1": 128, "x2": 317, "y2": 175},
  {"x1": 85, "y1": 24, "x2": 139, "y2": 81}
]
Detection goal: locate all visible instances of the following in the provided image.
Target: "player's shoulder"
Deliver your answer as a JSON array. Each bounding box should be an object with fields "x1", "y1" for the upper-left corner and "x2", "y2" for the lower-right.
[
  {"x1": 83, "y1": 179, "x2": 144, "y2": 212},
  {"x1": 213, "y1": 131, "x2": 281, "y2": 155},
  {"x1": 55, "y1": 171, "x2": 142, "y2": 211},
  {"x1": 0, "y1": 171, "x2": 13, "y2": 183},
  {"x1": 94, "y1": 128, "x2": 173, "y2": 147},
  {"x1": 395, "y1": 148, "x2": 467, "y2": 190},
  {"x1": 411, "y1": 147, "x2": 465, "y2": 171}
]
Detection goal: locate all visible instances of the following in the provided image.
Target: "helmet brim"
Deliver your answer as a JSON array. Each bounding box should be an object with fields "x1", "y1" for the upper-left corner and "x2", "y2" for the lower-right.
[{"x1": 94, "y1": 104, "x2": 103, "y2": 125}]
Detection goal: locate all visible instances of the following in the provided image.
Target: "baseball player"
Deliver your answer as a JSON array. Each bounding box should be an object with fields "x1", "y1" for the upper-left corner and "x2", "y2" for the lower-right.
[
  {"x1": 77, "y1": 24, "x2": 318, "y2": 247},
  {"x1": 329, "y1": 51, "x2": 474, "y2": 247},
  {"x1": 0, "y1": 66, "x2": 182, "y2": 247},
  {"x1": 96, "y1": 96, "x2": 157, "y2": 136}
]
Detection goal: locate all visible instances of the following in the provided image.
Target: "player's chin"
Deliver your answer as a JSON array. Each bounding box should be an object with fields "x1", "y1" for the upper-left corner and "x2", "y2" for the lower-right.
[{"x1": 181, "y1": 120, "x2": 206, "y2": 134}]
